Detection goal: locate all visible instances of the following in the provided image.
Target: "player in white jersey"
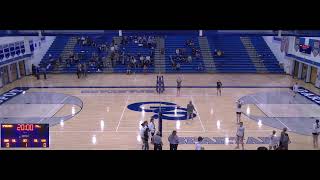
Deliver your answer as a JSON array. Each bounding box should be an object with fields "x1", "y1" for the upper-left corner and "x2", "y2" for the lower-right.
[
  {"x1": 312, "y1": 120, "x2": 320, "y2": 149},
  {"x1": 292, "y1": 82, "x2": 299, "y2": 98},
  {"x1": 269, "y1": 130, "x2": 278, "y2": 150},
  {"x1": 236, "y1": 100, "x2": 242, "y2": 124},
  {"x1": 195, "y1": 136, "x2": 204, "y2": 150},
  {"x1": 235, "y1": 122, "x2": 245, "y2": 150}
]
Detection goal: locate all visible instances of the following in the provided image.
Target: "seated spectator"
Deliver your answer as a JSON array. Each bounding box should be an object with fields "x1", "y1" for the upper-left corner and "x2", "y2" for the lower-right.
[
  {"x1": 143, "y1": 64, "x2": 148, "y2": 74},
  {"x1": 176, "y1": 62, "x2": 181, "y2": 71},
  {"x1": 187, "y1": 55, "x2": 192, "y2": 63},
  {"x1": 213, "y1": 49, "x2": 218, "y2": 56},
  {"x1": 176, "y1": 48, "x2": 180, "y2": 56},
  {"x1": 110, "y1": 45, "x2": 115, "y2": 52},
  {"x1": 197, "y1": 62, "x2": 204, "y2": 71},
  {"x1": 146, "y1": 55, "x2": 151, "y2": 64},
  {"x1": 140, "y1": 55, "x2": 145, "y2": 63}
]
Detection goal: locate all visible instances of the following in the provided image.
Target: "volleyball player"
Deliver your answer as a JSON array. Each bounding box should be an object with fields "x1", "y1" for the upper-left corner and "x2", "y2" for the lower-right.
[
  {"x1": 293, "y1": 82, "x2": 299, "y2": 98},
  {"x1": 312, "y1": 120, "x2": 319, "y2": 149},
  {"x1": 236, "y1": 100, "x2": 242, "y2": 124},
  {"x1": 269, "y1": 130, "x2": 278, "y2": 150},
  {"x1": 148, "y1": 117, "x2": 156, "y2": 137},
  {"x1": 187, "y1": 101, "x2": 197, "y2": 120},
  {"x1": 235, "y1": 122, "x2": 245, "y2": 150},
  {"x1": 195, "y1": 136, "x2": 204, "y2": 150},
  {"x1": 177, "y1": 77, "x2": 182, "y2": 96},
  {"x1": 217, "y1": 80, "x2": 222, "y2": 96}
]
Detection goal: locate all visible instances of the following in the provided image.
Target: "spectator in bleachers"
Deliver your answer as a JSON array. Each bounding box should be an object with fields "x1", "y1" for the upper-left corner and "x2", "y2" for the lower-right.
[
  {"x1": 176, "y1": 48, "x2": 180, "y2": 56},
  {"x1": 145, "y1": 55, "x2": 151, "y2": 65},
  {"x1": 126, "y1": 63, "x2": 132, "y2": 75},
  {"x1": 77, "y1": 63, "x2": 82, "y2": 79},
  {"x1": 82, "y1": 63, "x2": 87, "y2": 77},
  {"x1": 176, "y1": 62, "x2": 181, "y2": 71},
  {"x1": 213, "y1": 49, "x2": 218, "y2": 56},
  {"x1": 187, "y1": 55, "x2": 192, "y2": 63},
  {"x1": 143, "y1": 63, "x2": 148, "y2": 74},
  {"x1": 197, "y1": 62, "x2": 204, "y2": 71}
]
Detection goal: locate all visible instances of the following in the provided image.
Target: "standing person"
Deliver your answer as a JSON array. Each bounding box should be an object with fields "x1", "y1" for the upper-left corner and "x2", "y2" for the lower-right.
[
  {"x1": 83, "y1": 63, "x2": 87, "y2": 77},
  {"x1": 269, "y1": 130, "x2": 278, "y2": 150},
  {"x1": 195, "y1": 136, "x2": 204, "y2": 150},
  {"x1": 31, "y1": 64, "x2": 36, "y2": 76},
  {"x1": 235, "y1": 122, "x2": 245, "y2": 150},
  {"x1": 217, "y1": 80, "x2": 222, "y2": 96},
  {"x1": 152, "y1": 131, "x2": 163, "y2": 150},
  {"x1": 176, "y1": 77, "x2": 182, "y2": 96},
  {"x1": 312, "y1": 120, "x2": 320, "y2": 149},
  {"x1": 279, "y1": 128, "x2": 290, "y2": 150},
  {"x1": 148, "y1": 117, "x2": 156, "y2": 137},
  {"x1": 292, "y1": 82, "x2": 299, "y2": 98},
  {"x1": 140, "y1": 121, "x2": 149, "y2": 150},
  {"x1": 77, "y1": 63, "x2": 82, "y2": 79},
  {"x1": 35, "y1": 66, "x2": 40, "y2": 80},
  {"x1": 168, "y1": 130, "x2": 179, "y2": 150},
  {"x1": 187, "y1": 101, "x2": 197, "y2": 120},
  {"x1": 42, "y1": 66, "x2": 47, "y2": 80},
  {"x1": 236, "y1": 100, "x2": 242, "y2": 124}
]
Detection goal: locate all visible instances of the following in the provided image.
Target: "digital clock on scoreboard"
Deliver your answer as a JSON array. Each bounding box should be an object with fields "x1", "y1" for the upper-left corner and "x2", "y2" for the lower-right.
[{"x1": 1, "y1": 124, "x2": 49, "y2": 148}]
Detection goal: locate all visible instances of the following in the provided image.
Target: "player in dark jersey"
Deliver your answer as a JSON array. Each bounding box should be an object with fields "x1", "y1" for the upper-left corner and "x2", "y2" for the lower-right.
[
  {"x1": 177, "y1": 77, "x2": 182, "y2": 96},
  {"x1": 217, "y1": 80, "x2": 222, "y2": 96}
]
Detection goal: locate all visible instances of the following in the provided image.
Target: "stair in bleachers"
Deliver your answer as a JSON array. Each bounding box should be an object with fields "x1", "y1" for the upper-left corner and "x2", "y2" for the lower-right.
[
  {"x1": 41, "y1": 36, "x2": 70, "y2": 70},
  {"x1": 249, "y1": 36, "x2": 284, "y2": 73},
  {"x1": 240, "y1": 36, "x2": 268, "y2": 73},
  {"x1": 207, "y1": 35, "x2": 256, "y2": 73},
  {"x1": 154, "y1": 37, "x2": 166, "y2": 73},
  {"x1": 198, "y1": 36, "x2": 216, "y2": 72}
]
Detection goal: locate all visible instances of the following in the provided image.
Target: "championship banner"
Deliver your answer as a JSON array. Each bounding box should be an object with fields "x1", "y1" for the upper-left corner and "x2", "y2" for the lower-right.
[
  {"x1": 312, "y1": 40, "x2": 319, "y2": 57},
  {"x1": 294, "y1": 37, "x2": 300, "y2": 52}
]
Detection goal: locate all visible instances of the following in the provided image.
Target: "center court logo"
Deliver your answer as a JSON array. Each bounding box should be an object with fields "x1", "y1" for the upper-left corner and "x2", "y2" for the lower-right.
[{"x1": 127, "y1": 101, "x2": 196, "y2": 121}]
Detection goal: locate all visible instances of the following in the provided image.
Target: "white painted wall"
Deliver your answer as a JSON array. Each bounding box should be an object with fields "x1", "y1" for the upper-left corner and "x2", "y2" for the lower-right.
[
  {"x1": 0, "y1": 36, "x2": 25, "y2": 45},
  {"x1": 27, "y1": 36, "x2": 56, "y2": 70},
  {"x1": 263, "y1": 36, "x2": 294, "y2": 74}
]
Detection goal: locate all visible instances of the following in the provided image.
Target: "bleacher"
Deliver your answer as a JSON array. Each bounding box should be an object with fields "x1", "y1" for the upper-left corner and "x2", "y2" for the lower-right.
[
  {"x1": 113, "y1": 37, "x2": 155, "y2": 73},
  {"x1": 41, "y1": 36, "x2": 69, "y2": 70},
  {"x1": 165, "y1": 35, "x2": 204, "y2": 73},
  {"x1": 249, "y1": 36, "x2": 283, "y2": 73},
  {"x1": 40, "y1": 33, "x2": 284, "y2": 74},
  {"x1": 207, "y1": 35, "x2": 257, "y2": 73}
]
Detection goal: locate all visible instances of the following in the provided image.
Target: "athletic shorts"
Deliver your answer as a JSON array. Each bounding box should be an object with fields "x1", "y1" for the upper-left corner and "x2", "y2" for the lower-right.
[
  {"x1": 312, "y1": 133, "x2": 319, "y2": 136},
  {"x1": 236, "y1": 112, "x2": 241, "y2": 114},
  {"x1": 236, "y1": 136, "x2": 244, "y2": 143}
]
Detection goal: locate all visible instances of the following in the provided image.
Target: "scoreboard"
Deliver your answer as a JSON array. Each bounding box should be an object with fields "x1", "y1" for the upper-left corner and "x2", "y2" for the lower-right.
[{"x1": 1, "y1": 124, "x2": 49, "y2": 148}]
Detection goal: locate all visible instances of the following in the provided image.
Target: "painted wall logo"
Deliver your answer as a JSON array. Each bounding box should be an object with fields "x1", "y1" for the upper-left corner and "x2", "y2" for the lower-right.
[
  {"x1": 297, "y1": 87, "x2": 320, "y2": 105},
  {"x1": 0, "y1": 87, "x2": 29, "y2": 105},
  {"x1": 127, "y1": 101, "x2": 196, "y2": 121},
  {"x1": 179, "y1": 137, "x2": 271, "y2": 144}
]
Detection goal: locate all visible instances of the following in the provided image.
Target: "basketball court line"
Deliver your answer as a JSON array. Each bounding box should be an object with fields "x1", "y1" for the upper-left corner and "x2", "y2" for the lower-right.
[
  {"x1": 49, "y1": 130, "x2": 273, "y2": 133},
  {"x1": 22, "y1": 85, "x2": 292, "y2": 89},
  {"x1": 115, "y1": 95, "x2": 129, "y2": 132},
  {"x1": 190, "y1": 95, "x2": 206, "y2": 132},
  {"x1": 37, "y1": 96, "x2": 70, "y2": 123},
  {"x1": 250, "y1": 95, "x2": 292, "y2": 131}
]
